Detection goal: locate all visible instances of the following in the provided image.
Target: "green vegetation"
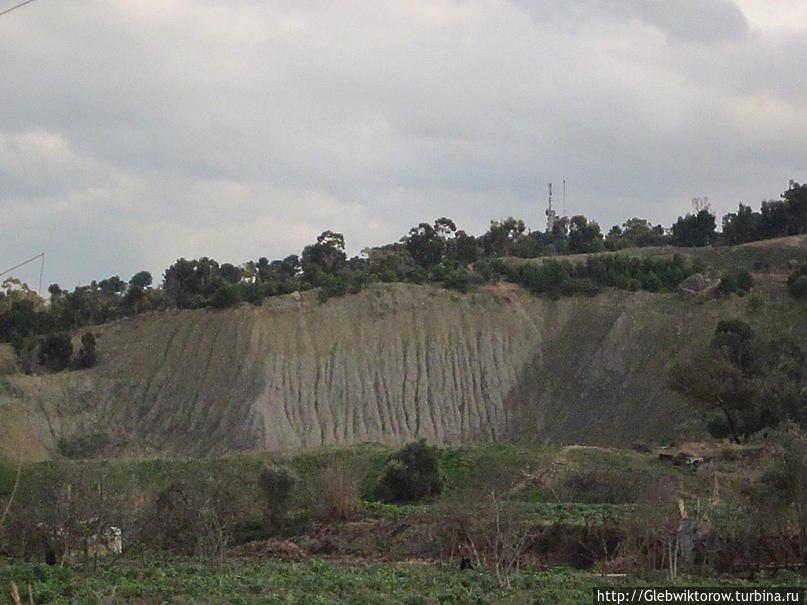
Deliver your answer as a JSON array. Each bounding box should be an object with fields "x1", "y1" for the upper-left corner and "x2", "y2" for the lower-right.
[
  {"x1": 718, "y1": 268, "x2": 754, "y2": 296},
  {"x1": 788, "y1": 262, "x2": 807, "y2": 298},
  {"x1": 2, "y1": 439, "x2": 807, "y2": 600},
  {"x1": 36, "y1": 332, "x2": 72, "y2": 371},
  {"x1": 258, "y1": 464, "x2": 298, "y2": 526},
  {"x1": 375, "y1": 439, "x2": 443, "y2": 503},
  {"x1": 2, "y1": 559, "x2": 801, "y2": 605},
  {"x1": 3, "y1": 182, "x2": 806, "y2": 369},
  {"x1": 669, "y1": 319, "x2": 807, "y2": 442}
]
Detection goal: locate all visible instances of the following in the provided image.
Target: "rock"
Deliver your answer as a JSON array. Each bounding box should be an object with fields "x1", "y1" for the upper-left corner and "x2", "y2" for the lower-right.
[
  {"x1": 289, "y1": 290, "x2": 302, "y2": 302},
  {"x1": 678, "y1": 273, "x2": 707, "y2": 293}
]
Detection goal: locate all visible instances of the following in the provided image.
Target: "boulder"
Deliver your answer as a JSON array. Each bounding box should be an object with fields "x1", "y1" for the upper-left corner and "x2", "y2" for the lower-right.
[{"x1": 679, "y1": 273, "x2": 707, "y2": 293}]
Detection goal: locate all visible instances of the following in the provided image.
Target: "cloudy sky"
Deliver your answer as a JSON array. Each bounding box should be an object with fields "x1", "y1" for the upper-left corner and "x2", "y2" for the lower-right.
[{"x1": 1, "y1": 0, "x2": 806, "y2": 288}]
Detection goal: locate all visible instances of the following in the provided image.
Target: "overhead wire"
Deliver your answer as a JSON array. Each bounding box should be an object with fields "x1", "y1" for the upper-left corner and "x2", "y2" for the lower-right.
[{"x1": 0, "y1": 0, "x2": 37, "y2": 18}]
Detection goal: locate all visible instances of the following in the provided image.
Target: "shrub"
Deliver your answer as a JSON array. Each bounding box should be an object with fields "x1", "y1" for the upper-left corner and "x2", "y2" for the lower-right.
[
  {"x1": 312, "y1": 462, "x2": 362, "y2": 522},
  {"x1": 75, "y1": 332, "x2": 97, "y2": 368},
  {"x1": 375, "y1": 439, "x2": 443, "y2": 503},
  {"x1": 258, "y1": 465, "x2": 298, "y2": 525},
  {"x1": 719, "y1": 269, "x2": 753, "y2": 296},
  {"x1": 787, "y1": 264, "x2": 807, "y2": 298},
  {"x1": 556, "y1": 470, "x2": 648, "y2": 504},
  {"x1": 57, "y1": 432, "x2": 111, "y2": 459},
  {"x1": 139, "y1": 479, "x2": 240, "y2": 556},
  {"x1": 211, "y1": 284, "x2": 241, "y2": 309},
  {"x1": 443, "y1": 268, "x2": 471, "y2": 292},
  {"x1": 37, "y1": 333, "x2": 73, "y2": 371},
  {"x1": 473, "y1": 259, "x2": 498, "y2": 283}
]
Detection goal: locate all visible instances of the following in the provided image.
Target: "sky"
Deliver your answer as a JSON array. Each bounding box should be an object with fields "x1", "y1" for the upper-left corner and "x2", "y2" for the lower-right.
[{"x1": 1, "y1": 0, "x2": 806, "y2": 289}]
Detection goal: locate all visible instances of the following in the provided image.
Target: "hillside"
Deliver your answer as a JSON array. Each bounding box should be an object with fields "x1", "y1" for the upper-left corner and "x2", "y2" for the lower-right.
[{"x1": 2, "y1": 239, "x2": 807, "y2": 461}]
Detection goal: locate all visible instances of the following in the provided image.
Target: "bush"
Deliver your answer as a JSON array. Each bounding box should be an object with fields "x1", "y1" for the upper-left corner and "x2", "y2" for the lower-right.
[
  {"x1": 139, "y1": 479, "x2": 241, "y2": 556},
  {"x1": 443, "y1": 268, "x2": 471, "y2": 292},
  {"x1": 787, "y1": 264, "x2": 807, "y2": 298},
  {"x1": 57, "y1": 432, "x2": 111, "y2": 459},
  {"x1": 375, "y1": 439, "x2": 443, "y2": 503},
  {"x1": 719, "y1": 269, "x2": 753, "y2": 296},
  {"x1": 312, "y1": 462, "x2": 362, "y2": 522},
  {"x1": 75, "y1": 332, "x2": 97, "y2": 368},
  {"x1": 211, "y1": 284, "x2": 241, "y2": 309},
  {"x1": 258, "y1": 465, "x2": 298, "y2": 526},
  {"x1": 556, "y1": 470, "x2": 649, "y2": 504},
  {"x1": 37, "y1": 333, "x2": 73, "y2": 371}
]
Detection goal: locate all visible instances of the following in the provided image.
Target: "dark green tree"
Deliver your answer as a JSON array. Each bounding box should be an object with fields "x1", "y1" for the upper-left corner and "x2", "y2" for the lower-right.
[
  {"x1": 783, "y1": 181, "x2": 807, "y2": 234},
  {"x1": 722, "y1": 204, "x2": 761, "y2": 245},
  {"x1": 301, "y1": 231, "x2": 347, "y2": 285},
  {"x1": 38, "y1": 332, "x2": 73, "y2": 371},
  {"x1": 129, "y1": 271, "x2": 153, "y2": 290},
  {"x1": 76, "y1": 331, "x2": 98, "y2": 368},
  {"x1": 403, "y1": 218, "x2": 456, "y2": 268},
  {"x1": 671, "y1": 209, "x2": 717, "y2": 247},
  {"x1": 375, "y1": 439, "x2": 443, "y2": 503},
  {"x1": 567, "y1": 215, "x2": 604, "y2": 253}
]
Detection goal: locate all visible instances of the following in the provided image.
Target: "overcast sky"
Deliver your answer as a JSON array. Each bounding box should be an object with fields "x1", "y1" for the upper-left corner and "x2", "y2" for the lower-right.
[{"x1": 2, "y1": 0, "x2": 806, "y2": 289}]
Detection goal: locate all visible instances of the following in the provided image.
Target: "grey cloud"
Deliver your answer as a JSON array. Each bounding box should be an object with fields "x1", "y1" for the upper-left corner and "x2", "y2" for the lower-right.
[{"x1": 0, "y1": 0, "x2": 804, "y2": 288}]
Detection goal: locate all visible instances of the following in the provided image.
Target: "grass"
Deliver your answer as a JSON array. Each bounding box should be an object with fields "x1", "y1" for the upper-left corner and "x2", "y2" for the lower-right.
[
  {"x1": 0, "y1": 442, "x2": 796, "y2": 602},
  {"x1": 511, "y1": 238, "x2": 807, "y2": 276},
  {"x1": 0, "y1": 441, "x2": 724, "y2": 519},
  {"x1": 1, "y1": 558, "x2": 804, "y2": 605}
]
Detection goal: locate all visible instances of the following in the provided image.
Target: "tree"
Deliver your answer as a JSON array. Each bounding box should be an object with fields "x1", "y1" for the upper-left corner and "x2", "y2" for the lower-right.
[
  {"x1": 98, "y1": 275, "x2": 126, "y2": 296},
  {"x1": 211, "y1": 284, "x2": 240, "y2": 309},
  {"x1": 258, "y1": 465, "x2": 297, "y2": 527},
  {"x1": 760, "y1": 200, "x2": 789, "y2": 238},
  {"x1": 75, "y1": 332, "x2": 97, "y2": 368},
  {"x1": 783, "y1": 181, "x2": 807, "y2": 234},
  {"x1": 375, "y1": 439, "x2": 443, "y2": 503},
  {"x1": 671, "y1": 210, "x2": 717, "y2": 247},
  {"x1": 722, "y1": 204, "x2": 761, "y2": 245},
  {"x1": 219, "y1": 263, "x2": 242, "y2": 285},
  {"x1": 669, "y1": 320, "x2": 806, "y2": 443},
  {"x1": 481, "y1": 218, "x2": 526, "y2": 257},
  {"x1": 752, "y1": 429, "x2": 807, "y2": 565},
  {"x1": 403, "y1": 218, "x2": 456, "y2": 268},
  {"x1": 129, "y1": 271, "x2": 153, "y2": 290},
  {"x1": 620, "y1": 218, "x2": 667, "y2": 248},
  {"x1": 163, "y1": 257, "x2": 222, "y2": 308},
  {"x1": 38, "y1": 333, "x2": 73, "y2": 372},
  {"x1": 301, "y1": 231, "x2": 347, "y2": 285},
  {"x1": 567, "y1": 215, "x2": 604, "y2": 254},
  {"x1": 447, "y1": 230, "x2": 480, "y2": 265}
]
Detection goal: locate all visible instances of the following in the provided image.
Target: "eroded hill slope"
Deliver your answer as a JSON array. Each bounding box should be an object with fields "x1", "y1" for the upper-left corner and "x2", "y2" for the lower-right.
[{"x1": 0, "y1": 273, "x2": 797, "y2": 460}]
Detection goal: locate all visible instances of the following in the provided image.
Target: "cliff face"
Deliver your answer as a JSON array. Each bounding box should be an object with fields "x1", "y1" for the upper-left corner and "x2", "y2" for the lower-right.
[{"x1": 0, "y1": 281, "x2": 756, "y2": 460}]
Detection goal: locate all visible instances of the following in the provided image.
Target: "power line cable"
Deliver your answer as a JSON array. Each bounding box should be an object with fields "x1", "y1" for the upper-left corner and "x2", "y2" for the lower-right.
[
  {"x1": 0, "y1": 253, "x2": 44, "y2": 280},
  {"x1": 0, "y1": 0, "x2": 36, "y2": 18}
]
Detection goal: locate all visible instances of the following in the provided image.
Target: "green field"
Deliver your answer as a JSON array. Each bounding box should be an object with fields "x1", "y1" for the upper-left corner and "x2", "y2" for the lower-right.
[{"x1": 2, "y1": 558, "x2": 804, "y2": 605}]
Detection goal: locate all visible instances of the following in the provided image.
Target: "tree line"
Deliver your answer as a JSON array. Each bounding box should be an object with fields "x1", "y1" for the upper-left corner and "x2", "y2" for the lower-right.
[{"x1": 1, "y1": 181, "x2": 805, "y2": 359}]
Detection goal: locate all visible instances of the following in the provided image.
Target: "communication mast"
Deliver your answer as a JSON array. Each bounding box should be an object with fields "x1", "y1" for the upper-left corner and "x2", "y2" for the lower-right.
[
  {"x1": 545, "y1": 183, "x2": 557, "y2": 233},
  {"x1": 563, "y1": 179, "x2": 566, "y2": 218}
]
